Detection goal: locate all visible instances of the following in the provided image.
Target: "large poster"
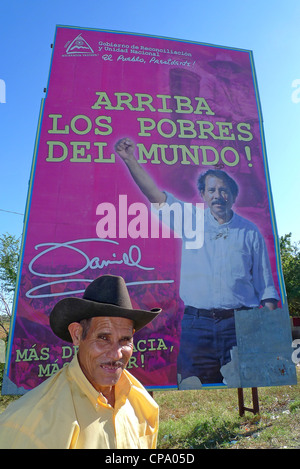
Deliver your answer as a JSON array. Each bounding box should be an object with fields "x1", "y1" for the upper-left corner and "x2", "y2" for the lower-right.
[{"x1": 3, "y1": 26, "x2": 296, "y2": 394}]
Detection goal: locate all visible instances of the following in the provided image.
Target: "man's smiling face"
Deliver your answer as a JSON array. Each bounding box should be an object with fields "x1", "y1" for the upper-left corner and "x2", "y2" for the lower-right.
[{"x1": 69, "y1": 316, "x2": 134, "y2": 392}]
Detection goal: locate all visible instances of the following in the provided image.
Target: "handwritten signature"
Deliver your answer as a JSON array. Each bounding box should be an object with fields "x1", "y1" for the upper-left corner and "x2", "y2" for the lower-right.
[{"x1": 26, "y1": 238, "x2": 173, "y2": 299}]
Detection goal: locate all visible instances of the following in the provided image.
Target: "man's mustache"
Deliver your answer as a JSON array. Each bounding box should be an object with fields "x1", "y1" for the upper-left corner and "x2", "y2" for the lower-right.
[
  {"x1": 100, "y1": 361, "x2": 125, "y2": 368},
  {"x1": 212, "y1": 199, "x2": 226, "y2": 206}
]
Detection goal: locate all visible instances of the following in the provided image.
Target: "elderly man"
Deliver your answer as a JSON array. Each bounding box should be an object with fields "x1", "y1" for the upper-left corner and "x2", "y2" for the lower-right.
[
  {"x1": 115, "y1": 138, "x2": 279, "y2": 387},
  {"x1": 0, "y1": 275, "x2": 161, "y2": 449}
]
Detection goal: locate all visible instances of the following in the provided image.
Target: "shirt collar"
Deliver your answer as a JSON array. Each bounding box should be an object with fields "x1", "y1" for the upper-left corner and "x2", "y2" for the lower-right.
[
  {"x1": 206, "y1": 207, "x2": 236, "y2": 228},
  {"x1": 68, "y1": 354, "x2": 132, "y2": 410}
]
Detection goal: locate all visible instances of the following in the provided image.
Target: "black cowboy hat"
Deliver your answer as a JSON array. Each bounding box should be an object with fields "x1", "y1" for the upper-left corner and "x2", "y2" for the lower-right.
[{"x1": 50, "y1": 275, "x2": 162, "y2": 342}]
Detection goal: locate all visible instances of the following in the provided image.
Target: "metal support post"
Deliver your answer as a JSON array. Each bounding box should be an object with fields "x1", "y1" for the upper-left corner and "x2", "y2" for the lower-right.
[{"x1": 238, "y1": 387, "x2": 259, "y2": 417}]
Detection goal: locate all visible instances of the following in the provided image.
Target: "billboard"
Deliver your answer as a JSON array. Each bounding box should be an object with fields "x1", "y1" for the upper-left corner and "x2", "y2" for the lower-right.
[{"x1": 2, "y1": 26, "x2": 296, "y2": 394}]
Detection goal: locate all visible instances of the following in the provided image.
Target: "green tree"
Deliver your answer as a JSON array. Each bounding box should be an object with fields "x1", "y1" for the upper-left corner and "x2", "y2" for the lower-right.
[
  {"x1": 0, "y1": 233, "x2": 20, "y2": 292},
  {"x1": 0, "y1": 233, "x2": 20, "y2": 340},
  {"x1": 280, "y1": 233, "x2": 300, "y2": 316}
]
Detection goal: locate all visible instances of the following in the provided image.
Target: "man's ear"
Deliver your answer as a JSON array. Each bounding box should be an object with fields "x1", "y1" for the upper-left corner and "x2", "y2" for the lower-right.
[{"x1": 68, "y1": 322, "x2": 83, "y2": 346}]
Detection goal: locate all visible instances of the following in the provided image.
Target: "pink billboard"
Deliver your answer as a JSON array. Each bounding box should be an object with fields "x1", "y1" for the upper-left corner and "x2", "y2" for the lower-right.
[{"x1": 3, "y1": 26, "x2": 296, "y2": 394}]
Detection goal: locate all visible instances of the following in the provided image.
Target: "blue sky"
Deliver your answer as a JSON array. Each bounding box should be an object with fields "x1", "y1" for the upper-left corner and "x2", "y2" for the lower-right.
[{"x1": 1, "y1": 0, "x2": 300, "y2": 243}]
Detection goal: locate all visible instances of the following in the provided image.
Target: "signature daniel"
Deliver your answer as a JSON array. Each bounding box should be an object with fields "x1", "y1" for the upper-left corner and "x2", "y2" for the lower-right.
[{"x1": 26, "y1": 238, "x2": 173, "y2": 299}]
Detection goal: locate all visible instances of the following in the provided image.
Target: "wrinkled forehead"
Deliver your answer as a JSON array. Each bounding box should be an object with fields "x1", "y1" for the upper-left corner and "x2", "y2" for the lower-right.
[
  {"x1": 90, "y1": 316, "x2": 134, "y2": 334},
  {"x1": 204, "y1": 175, "x2": 231, "y2": 190}
]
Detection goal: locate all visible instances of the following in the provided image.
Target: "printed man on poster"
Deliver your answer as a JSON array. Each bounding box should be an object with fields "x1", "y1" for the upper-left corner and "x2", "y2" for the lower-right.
[{"x1": 115, "y1": 137, "x2": 279, "y2": 389}]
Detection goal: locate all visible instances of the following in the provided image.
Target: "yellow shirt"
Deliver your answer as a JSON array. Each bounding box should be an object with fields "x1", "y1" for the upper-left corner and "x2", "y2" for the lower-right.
[{"x1": 0, "y1": 355, "x2": 159, "y2": 449}]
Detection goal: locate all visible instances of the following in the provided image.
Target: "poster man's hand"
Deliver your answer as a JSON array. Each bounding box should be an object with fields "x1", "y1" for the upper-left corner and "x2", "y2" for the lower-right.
[
  {"x1": 114, "y1": 137, "x2": 166, "y2": 204},
  {"x1": 115, "y1": 138, "x2": 135, "y2": 162}
]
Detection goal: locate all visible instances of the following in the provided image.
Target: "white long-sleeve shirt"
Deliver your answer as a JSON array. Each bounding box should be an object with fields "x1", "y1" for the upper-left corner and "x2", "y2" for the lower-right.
[{"x1": 156, "y1": 191, "x2": 279, "y2": 310}]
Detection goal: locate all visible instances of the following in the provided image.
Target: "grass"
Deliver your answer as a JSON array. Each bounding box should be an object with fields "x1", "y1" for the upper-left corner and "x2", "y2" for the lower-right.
[
  {"x1": 154, "y1": 368, "x2": 300, "y2": 449},
  {"x1": 1, "y1": 362, "x2": 300, "y2": 449}
]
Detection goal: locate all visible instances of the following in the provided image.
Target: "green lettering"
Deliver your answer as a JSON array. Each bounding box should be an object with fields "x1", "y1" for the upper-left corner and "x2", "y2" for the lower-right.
[
  {"x1": 15, "y1": 349, "x2": 29, "y2": 362},
  {"x1": 180, "y1": 145, "x2": 200, "y2": 165},
  {"x1": 135, "y1": 93, "x2": 156, "y2": 112},
  {"x1": 91, "y1": 92, "x2": 115, "y2": 110},
  {"x1": 157, "y1": 119, "x2": 177, "y2": 138},
  {"x1": 216, "y1": 122, "x2": 235, "y2": 140},
  {"x1": 46, "y1": 141, "x2": 68, "y2": 162},
  {"x1": 194, "y1": 97, "x2": 215, "y2": 115},
  {"x1": 40, "y1": 347, "x2": 50, "y2": 361},
  {"x1": 94, "y1": 116, "x2": 113, "y2": 135},
  {"x1": 157, "y1": 94, "x2": 172, "y2": 113},
  {"x1": 178, "y1": 119, "x2": 197, "y2": 138},
  {"x1": 94, "y1": 142, "x2": 115, "y2": 163},
  {"x1": 197, "y1": 121, "x2": 217, "y2": 139},
  {"x1": 62, "y1": 346, "x2": 74, "y2": 359},
  {"x1": 220, "y1": 146, "x2": 240, "y2": 166},
  {"x1": 70, "y1": 115, "x2": 92, "y2": 135},
  {"x1": 237, "y1": 123, "x2": 253, "y2": 141},
  {"x1": 114, "y1": 92, "x2": 135, "y2": 110},
  {"x1": 174, "y1": 95, "x2": 194, "y2": 114},
  {"x1": 137, "y1": 118, "x2": 156, "y2": 136},
  {"x1": 160, "y1": 145, "x2": 177, "y2": 165},
  {"x1": 70, "y1": 142, "x2": 91, "y2": 162},
  {"x1": 127, "y1": 356, "x2": 139, "y2": 368},
  {"x1": 156, "y1": 338, "x2": 168, "y2": 351},
  {"x1": 38, "y1": 364, "x2": 52, "y2": 377},
  {"x1": 136, "y1": 340, "x2": 147, "y2": 352},
  {"x1": 137, "y1": 144, "x2": 161, "y2": 164},
  {"x1": 48, "y1": 114, "x2": 69, "y2": 134},
  {"x1": 201, "y1": 146, "x2": 219, "y2": 165}
]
